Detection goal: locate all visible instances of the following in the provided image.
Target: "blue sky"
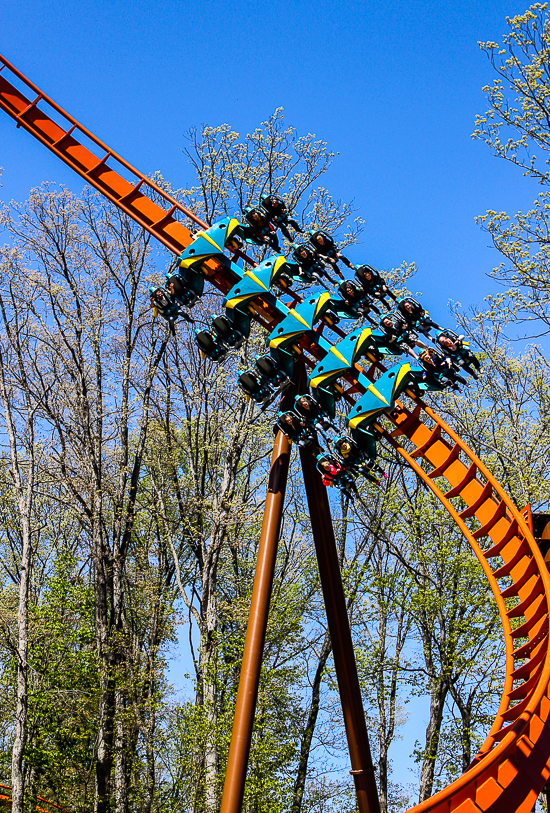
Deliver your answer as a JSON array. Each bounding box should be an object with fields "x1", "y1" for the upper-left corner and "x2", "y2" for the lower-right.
[
  {"x1": 0, "y1": 0, "x2": 536, "y2": 797},
  {"x1": 1, "y1": 0, "x2": 540, "y2": 323}
]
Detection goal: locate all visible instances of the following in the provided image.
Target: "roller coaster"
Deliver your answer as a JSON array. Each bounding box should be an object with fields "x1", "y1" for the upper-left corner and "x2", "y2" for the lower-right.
[{"x1": 1, "y1": 52, "x2": 550, "y2": 813}]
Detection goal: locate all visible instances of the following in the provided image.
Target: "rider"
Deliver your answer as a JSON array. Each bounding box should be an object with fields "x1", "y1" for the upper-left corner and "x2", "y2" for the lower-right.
[
  {"x1": 418, "y1": 348, "x2": 467, "y2": 388},
  {"x1": 150, "y1": 286, "x2": 193, "y2": 327},
  {"x1": 316, "y1": 455, "x2": 356, "y2": 496},
  {"x1": 240, "y1": 206, "x2": 281, "y2": 252},
  {"x1": 294, "y1": 394, "x2": 334, "y2": 431},
  {"x1": 336, "y1": 280, "x2": 380, "y2": 322},
  {"x1": 355, "y1": 265, "x2": 396, "y2": 307},
  {"x1": 308, "y1": 230, "x2": 354, "y2": 275},
  {"x1": 276, "y1": 411, "x2": 319, "y2": 451},
  {"x1": 397, "y1": 297, "x2": 441, "y2": 338},
  {"x1": 334, "y1": 435, "x2": 386, "y2": 483},
  {"x1": 435, "y1": 330, "x2": 481, "y2": 379},
  {"x1": 378, "y1": 312, "x2": 427, "y2": 358},
  {"x1": 292, "y1": 244, "x2": 339, "y2": 285},
  {"x1": 260, "y1": 194, "x2": 303, "y2": 241}
]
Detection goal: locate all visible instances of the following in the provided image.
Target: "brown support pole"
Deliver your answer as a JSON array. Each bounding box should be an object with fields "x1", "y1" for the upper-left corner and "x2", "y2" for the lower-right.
[
  {"x1": 300, "y1": 447, "x2": 381, "y2": 813},
  {"x1": 220, "y1": 428, "x2": 291, "y2": 813}
]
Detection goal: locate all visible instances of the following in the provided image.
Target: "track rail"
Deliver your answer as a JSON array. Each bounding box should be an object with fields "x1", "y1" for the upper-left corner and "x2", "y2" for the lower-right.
[
  {"x1": 0, "y1": 785, "x2": 69, "y2": 813},
  {"x1": 387, "y1": 400, "x2": 550, "y2": 813},
  {"x1": 1, "y1": 54, "x2": 550, "y2": 813}
]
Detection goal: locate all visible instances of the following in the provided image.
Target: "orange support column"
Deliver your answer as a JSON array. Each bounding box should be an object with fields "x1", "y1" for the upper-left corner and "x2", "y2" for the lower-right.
[
  {"x1": 220, "y1": 429, "x2": 291, "y2": 813},
  {"x1": 299, "y1": 448, "x2": 380, "y2": 813}
]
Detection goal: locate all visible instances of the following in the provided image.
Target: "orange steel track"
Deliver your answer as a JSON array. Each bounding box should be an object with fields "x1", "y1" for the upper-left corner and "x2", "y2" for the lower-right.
[
  {"x1": 0, "y1": 785, "x2": 69, "y2": 813},
  {"x1": 2, "y1": 53, "x2": 550, "y2": 813}
]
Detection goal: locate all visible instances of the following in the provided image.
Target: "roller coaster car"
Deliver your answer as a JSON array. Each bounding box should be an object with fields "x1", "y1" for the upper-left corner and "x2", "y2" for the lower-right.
[
  {"x1": 167, "y1": 273, "x2": 202, "y2": 307},
  {"x1": 310, "y1": 384, "x2": 342, "y2": 420},
  {"x1": 179, "y1": 218, "x2": 243, "y2": 277},
  {"x1": 225, "y1": 235, "x2": 244, "y2": 252},
  {"x1": 268, "y1": 292, "x2": 335, "y2": 356},
  {"x1": 321, "y1": 309, "x2": 340, "y2": 328},
  {"x1": 194, "y1": 330, "x2": 229, "y2": 362},
  {"x1": 349, "y1": 424, "x2": 380, "y2": 460},
  {"x1": 149, "y1": 286, "x2": 192, "y2": 326},
  {"x1": 237, "y1": 352, "x2": 292, "y2": 404},
  {"x1": 211, "y1": 312, "x2": 250, "y2": 349},
  {"x1": 347, "y1": 363, "x2": 414, "y2": 432},
  {"x1": 238, "y1": 371, "x2": 273, "y2": 404},
  {"x1": 255, "y1": 354, "x2": 290, "y2": 387}
]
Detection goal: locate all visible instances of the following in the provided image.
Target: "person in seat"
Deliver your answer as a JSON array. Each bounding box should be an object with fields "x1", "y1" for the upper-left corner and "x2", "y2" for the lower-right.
[
  {"x1": 316, "y1": 455, "x2": 358, "y2": 497},
  {"x1": 292, "y1": 244, "x2": 339, "y2": 285},
  {"x1": 240, "y1": 207, "x2": 281, "y2": 251},
  {"x1": 276, "y1": 411, "x2": 320, "y2": 452},
  {"x1": 336, "y1": 280, "x2": 380, "y2": 321},
  {"x1": 435, "y1": 330, "x2": 481, "y2": 379},
  {"x1": 355, "y1": 265, "x2": 396, "y2": 307},
  {"x1": 260, "y1": 194, "x2": 302, "y2": 240},
  {"x1": 334, "y1": 436, "x2": 386, "y2": 483},
  {"x1": 378, "y1": 312, "x2": 426, "y2": 357},
  {"x1": 150, "y1": 286, "x2": 193, "y2": 328},
  {"x1": 397, "y1": 297, "x2": 441, "y2": 338},
  {"x1": 418, "y1": 348, "x2": 467, "y2": 388},
  {"x1": 294, "y1": 394, "x2": 334, "y2": 431},
  {"x1": 308, "y1": 230, "x2": 353, "y2": 275}
]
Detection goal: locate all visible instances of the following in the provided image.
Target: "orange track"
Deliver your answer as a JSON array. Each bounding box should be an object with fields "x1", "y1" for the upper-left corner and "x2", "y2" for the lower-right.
[
  {"x1": 1, "y1": 54, "x2": 550, "y2": 813},
  {"x1": 0, "y1": 785, "x2": 69, "y2": 813}
]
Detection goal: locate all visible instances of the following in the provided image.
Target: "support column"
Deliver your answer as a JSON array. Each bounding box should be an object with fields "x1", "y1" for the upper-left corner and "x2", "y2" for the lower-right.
[
  {"x1": 220, "y1": 429, "x2": 291, "y2": 813},
  {"x1": 299, "y1": 447, "x2": 380, "y2": 813}
]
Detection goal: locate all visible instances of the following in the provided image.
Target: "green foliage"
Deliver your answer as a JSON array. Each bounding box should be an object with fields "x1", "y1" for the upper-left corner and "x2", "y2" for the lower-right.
[{"x1": 20, "y1": 553, "x2": 97, "y2": 810}]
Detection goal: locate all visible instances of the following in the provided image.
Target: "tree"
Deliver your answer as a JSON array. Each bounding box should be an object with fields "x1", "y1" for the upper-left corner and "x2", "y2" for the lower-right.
[
  {"x1": 0, "y1": 184, "x2": 172, "y2": 813},
  {"x1": 473, "y1": 3, "x2": 550, "y2": 334}
]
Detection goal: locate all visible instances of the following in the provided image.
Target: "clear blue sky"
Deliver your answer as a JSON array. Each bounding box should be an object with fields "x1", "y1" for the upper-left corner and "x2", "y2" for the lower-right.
[
  {"x1": 0, "y1": 0, "x2": 535, "y2": 796},
  {"x1": 0, "y1": 0, "x2": 540, "y2": 322}
]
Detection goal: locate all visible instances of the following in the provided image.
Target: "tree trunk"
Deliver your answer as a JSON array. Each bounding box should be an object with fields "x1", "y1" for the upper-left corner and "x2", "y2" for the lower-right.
[
  {"x1": 10, "y1": 518, "x2": 32, "y2": 813},
  {"x1": 291, "y1": 631, "x2": 332, "y2": 813},
  {"x1": 199, "y1": 604, "x2": 219, "y2": 812},
  {"x1": 114, "y1": 687, "x2": 128, "y2": 813},
  {"x1": 418, "y1": 681, "x2": 448, "y2": 802}
]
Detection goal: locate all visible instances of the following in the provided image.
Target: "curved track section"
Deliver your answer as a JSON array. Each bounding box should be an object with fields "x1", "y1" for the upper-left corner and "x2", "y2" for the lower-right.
[
  {"x1": 389, "y1": 399, "x2": 550, "y2": 813},
  {"x1": 1, "y1": 53, "x2": 550, "y2": 813}
]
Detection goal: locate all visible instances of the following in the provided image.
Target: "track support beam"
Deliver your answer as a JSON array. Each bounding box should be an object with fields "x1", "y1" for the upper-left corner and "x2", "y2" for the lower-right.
[
  {"x1": 220, "y1": 428, "x2": 291, "y2": 813},
  {"x1": 299, "y1": 448, "x2": 380, "y2": 813}
]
